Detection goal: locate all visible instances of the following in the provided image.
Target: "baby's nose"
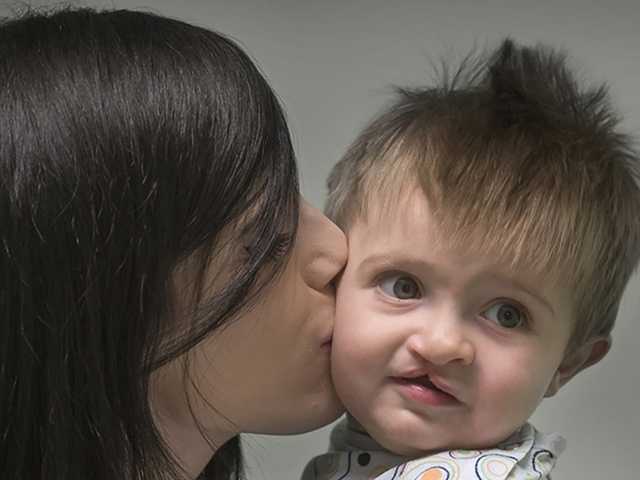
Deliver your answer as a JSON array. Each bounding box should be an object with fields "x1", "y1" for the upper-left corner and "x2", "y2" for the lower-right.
[{"x1": 408, "y1": 314, "x2": 475, "y2": 366}]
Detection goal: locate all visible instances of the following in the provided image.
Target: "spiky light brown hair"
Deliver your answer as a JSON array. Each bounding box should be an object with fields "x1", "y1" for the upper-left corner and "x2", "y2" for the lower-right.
[{"x1": 326, "y1": 39, "x2": 640, "y2": 352}]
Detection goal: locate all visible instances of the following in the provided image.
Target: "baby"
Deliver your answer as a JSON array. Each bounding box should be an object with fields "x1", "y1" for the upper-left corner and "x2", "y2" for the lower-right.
[{"x1": 302, "y1": 39, "x2": 640, "y2": 480}]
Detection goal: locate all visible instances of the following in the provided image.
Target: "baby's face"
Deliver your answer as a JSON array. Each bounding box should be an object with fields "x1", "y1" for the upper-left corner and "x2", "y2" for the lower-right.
[{"x1": 330, "y1": 188, "x2": 575, "y2": 455}]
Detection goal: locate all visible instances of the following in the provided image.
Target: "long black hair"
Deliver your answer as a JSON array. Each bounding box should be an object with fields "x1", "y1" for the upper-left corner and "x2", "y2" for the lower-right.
[{"x1": 0, "y1": 7, "x2": 299, "y2": 479}]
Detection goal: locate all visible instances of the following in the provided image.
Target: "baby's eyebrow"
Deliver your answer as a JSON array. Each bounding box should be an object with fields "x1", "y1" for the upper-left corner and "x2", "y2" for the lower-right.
[
  {"x1": 358, "y1": 253, "x2": 395, "y2": 269},
  {"x1": 358, "y1": 252, "x2": 429, "y2": 272},
  {"x1": 356, "y1": 251, "x2": 450, "y2": 283}
]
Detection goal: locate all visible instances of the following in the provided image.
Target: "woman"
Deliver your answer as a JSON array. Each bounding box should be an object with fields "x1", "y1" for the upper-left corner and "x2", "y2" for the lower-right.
[{"x1": 0, "y1": 7, "x2": 347, "y2": 480}]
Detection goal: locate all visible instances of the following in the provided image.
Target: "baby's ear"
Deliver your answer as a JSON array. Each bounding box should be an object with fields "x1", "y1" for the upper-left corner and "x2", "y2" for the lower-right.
[{"x1": 544, "y1": 335, "x2": 611, "y2": 397}]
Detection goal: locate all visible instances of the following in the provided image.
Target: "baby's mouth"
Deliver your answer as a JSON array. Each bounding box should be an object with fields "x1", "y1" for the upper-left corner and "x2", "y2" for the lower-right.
[
  {"x1": 407, "y1": 376, "x2": 442, "y2": 393},
  {"x1": 395, "y1": 375, "x2": 459, "y2": 403},
  {"x1": 412, "y1": 376, "x2": 437, "y2": 390}
]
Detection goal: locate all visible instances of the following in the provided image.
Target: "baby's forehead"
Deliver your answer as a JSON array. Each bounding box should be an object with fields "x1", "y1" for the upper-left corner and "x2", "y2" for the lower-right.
[
  {"x1": 344, "y1": 189, "x2": 565, "y2": 290},
  {"x1": 347, "y1": 224, "x2": 542, "y2": 287}
]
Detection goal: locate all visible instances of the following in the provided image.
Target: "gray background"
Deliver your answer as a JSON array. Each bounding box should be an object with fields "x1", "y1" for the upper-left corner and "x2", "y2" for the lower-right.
[{"x1": 2, "y1": 1, "x2": 638, "y2": 478}]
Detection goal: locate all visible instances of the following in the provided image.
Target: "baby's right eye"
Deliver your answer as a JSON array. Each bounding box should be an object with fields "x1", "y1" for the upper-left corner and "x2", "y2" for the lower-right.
[{"x1": 379, "y1": 274, "x2": 422, "y2": 300}]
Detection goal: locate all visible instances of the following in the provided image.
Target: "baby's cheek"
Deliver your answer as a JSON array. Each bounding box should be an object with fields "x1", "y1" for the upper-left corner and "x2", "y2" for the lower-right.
[
  {"x1": 331, "y1": 290, "x2": 372, "y2": 365},
  {"x1": 330, "y1": 324, "x2": 375, "y2": 404},
  {"x1": 330, "y1": 344, "x2": 362, "y2": 411},
  {"x1": 330, "y1": 326, "x2": 363, "y2": 380},
  {"x1": 331, "y1": 282, "x2": 383, "y2": 400},
  {"x1": 475, "y1": 367, "x2": 546, "y2": 441}
]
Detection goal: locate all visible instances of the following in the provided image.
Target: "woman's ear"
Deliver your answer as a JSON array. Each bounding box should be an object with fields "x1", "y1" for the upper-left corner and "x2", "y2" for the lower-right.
[{"x1": 545, "y1": 335, "x2": 611, "y2": 397}]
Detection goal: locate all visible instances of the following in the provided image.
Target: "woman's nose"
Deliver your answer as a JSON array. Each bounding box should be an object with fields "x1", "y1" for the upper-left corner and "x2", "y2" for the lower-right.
[
  {"x1": 298, "y1": 199, "x2": 348, "y2": 292},
  {"x1": 407, "y1": 312, "x2": 475, "y2": 366}
]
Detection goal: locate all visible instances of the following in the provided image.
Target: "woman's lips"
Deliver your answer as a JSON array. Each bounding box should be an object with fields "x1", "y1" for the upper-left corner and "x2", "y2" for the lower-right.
[{"x1": 392, "y1": 376, "x2": 460, "y2": 407}]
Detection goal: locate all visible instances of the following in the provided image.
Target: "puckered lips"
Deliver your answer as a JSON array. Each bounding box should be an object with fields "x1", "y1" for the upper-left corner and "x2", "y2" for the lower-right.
[{"x1": 392, "y1": 371, "x2": 461, "y2": 407}]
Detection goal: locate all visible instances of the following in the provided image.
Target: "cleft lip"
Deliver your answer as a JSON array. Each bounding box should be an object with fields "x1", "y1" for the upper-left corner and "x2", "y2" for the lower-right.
[{"x1": 395, "y1": 370, "x2": 461, "y2": 403}]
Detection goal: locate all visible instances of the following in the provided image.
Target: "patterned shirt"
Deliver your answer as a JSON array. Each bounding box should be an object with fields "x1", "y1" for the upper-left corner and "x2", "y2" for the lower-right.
[{"x1": 301, "y1": 417, "x2": 565, "y2": 480}]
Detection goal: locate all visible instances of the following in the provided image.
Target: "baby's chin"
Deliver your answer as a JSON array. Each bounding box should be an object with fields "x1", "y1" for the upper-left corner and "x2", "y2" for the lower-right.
[
  {"x1": 373, "y1": 430, "x2": 439, "y2": 457},
  {"x1": 356, "y1": 411, "x2": 453, "y2": 457}
]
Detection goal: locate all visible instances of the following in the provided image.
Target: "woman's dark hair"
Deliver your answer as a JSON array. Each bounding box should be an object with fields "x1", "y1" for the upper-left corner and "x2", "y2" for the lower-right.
[{"x1": 0, "y1": 7, "x2": 299, "y2": 479}]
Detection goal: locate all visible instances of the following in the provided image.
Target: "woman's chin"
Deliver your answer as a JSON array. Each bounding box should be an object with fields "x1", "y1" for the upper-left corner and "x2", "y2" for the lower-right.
[
  {"x1": 254, "y1": 395, "x2": 345, "y2": 435},
  {"x1": 291, "y1": 379, "x2": 346, "y2": 433},
  {"x1": 303, "y1": 398, "x2": 345, "y2": 432}
]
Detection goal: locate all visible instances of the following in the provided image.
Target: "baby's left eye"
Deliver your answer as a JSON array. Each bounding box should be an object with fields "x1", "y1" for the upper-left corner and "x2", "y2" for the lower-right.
[
  {"x1": 379, "y1": 274, "x2": 422, "y2": 300},
  {"x1": 482, "y1": 302, "x2": 526, "y2": 329}
]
